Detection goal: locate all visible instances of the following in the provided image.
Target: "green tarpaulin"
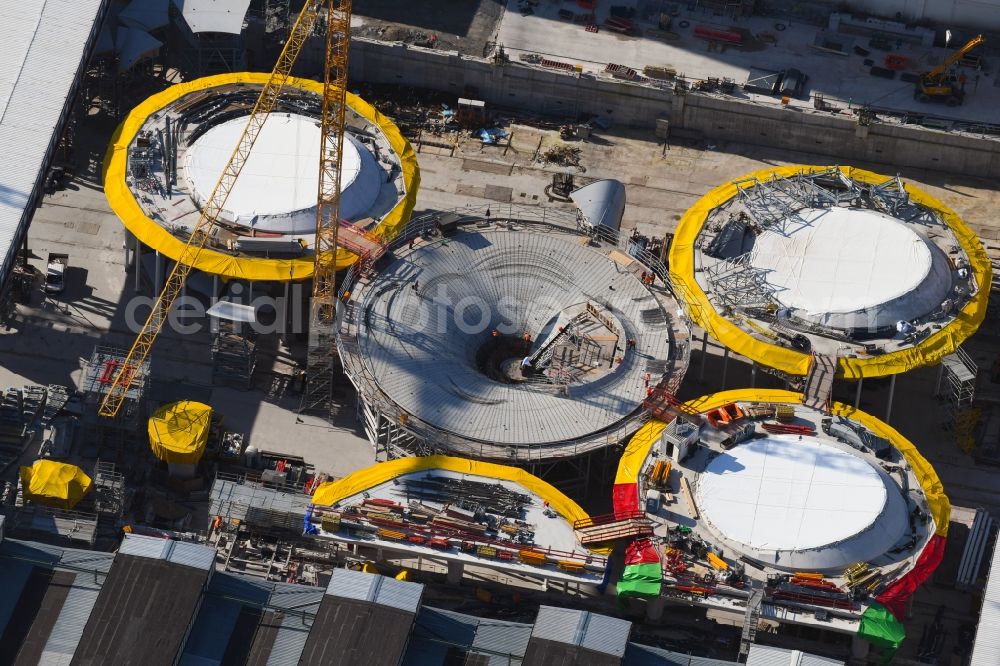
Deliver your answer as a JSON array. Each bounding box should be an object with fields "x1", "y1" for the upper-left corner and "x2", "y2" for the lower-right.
[
  {"x1": 617, "y1": 562, "x2": 661, "y2": 599},
  {"x1": 858, "y1": 602, "x2": 906, "y2": 663}
]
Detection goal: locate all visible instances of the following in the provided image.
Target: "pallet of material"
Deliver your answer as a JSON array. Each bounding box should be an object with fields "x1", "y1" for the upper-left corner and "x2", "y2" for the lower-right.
[
  {"x1": 431, "y1": 515, "x2": 487, "y2": 534},
  {"x1": 575, "y1": 518, "x2": 653, "y2": 544},
  {"x1": 681, "y1": 477, "x2": 699, "y2": 520},
  {"x1": 378, "y1": 528, "x2": 406, "y2": 541},
  {"x1": 557, "y1": 560, "x2": 585, "y2": 573},
  {"x1": 519, "y1": 549, "x2": 547, "y2": 565}
]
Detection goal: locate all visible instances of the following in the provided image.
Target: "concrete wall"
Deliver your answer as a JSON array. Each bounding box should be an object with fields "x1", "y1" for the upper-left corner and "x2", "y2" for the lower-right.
[
  {"x1": 844, "y1": 0, "x2": 1000, "y2": 32},
  {"x1": 349, "y1": 39, "x2": 1000, "y2": 179}
]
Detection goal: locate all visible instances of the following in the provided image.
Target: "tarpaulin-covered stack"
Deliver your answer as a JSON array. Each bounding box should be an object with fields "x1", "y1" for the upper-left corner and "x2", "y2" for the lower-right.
[
  {"x1": 148, "y1": 400, "x2": 212, "y2": 478},
  {"x1": 19, "y1": 460, "x2": 92, "y2": 510},
  {"x1": 617, "y1": 538, "x2": 662, "y2": 599}
]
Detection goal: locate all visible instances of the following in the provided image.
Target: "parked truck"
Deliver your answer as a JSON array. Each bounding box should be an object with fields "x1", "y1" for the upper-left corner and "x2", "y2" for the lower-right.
[{"x1": 44, "y1": 253, "x2": 69, "y2": 294}]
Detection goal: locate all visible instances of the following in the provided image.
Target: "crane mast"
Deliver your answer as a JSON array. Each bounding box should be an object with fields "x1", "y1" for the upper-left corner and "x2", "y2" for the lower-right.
[
  {"x1": 98, "y1": 1, "x2": 347, "y2": 417},
  {"x1": 302, "y1": 0, "x2": 352, "y2": 417}
]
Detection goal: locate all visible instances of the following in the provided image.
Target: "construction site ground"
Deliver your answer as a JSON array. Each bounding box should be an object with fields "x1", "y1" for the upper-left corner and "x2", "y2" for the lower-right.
[
  {"x1": 351, "y1": 0, "x2": 504, "y2": 56},
  {"x1": 2, "y1": 76, "x2": 1000, "y2": 662}
]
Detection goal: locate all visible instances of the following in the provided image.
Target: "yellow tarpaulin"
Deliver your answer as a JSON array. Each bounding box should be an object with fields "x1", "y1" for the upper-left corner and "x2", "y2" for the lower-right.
[
  {"x1": 103, "y1": 72, "x2": 420, "y2": 280},
  {"x1": 311, "y1": 455, "x2": 610, "y2": 554},
  {"x1": 616, "y1": 389, "x2": 950, "y2": 537},
  {"x1": 19, "y1": 460, "x2": 92, "y2": 510},
  {"x1": 148, "y1": 400, "x2": 213, "y2": 465},
  {"x1": 669, "y1": 166, "x2": 991, "y2": 379}
]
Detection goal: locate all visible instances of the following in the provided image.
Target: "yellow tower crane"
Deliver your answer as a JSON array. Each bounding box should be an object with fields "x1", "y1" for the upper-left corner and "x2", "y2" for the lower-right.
[{"x1": 99, "y1": 0, "x2": 353, "y2": 418}]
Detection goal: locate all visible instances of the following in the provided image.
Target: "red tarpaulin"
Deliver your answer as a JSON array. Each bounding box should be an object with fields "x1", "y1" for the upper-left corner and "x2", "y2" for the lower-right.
[
  {"x1": 612, "y1": 483, "x2": 639, "y2": 518},
  {"x1": 876, "y1": 534, "x2": 946, "y2": 618},
  {"x1": 625, "y1": 538, "x2": 660, "y2": 565}
]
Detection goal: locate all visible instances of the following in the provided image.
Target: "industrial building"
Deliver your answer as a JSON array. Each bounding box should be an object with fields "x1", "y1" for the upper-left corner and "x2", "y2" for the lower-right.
[
  {"x1": 612, "y1": 390, "x2": 949, "y2": 660},
  {"x1": 210, "y1": 455, "x2": 611, "y2": 591},
  {"x1": 337, "y1": 215, "x2": 689, "y2": 465},
  {"x1": 106, "y1": 72, "x2": 419, "y2": 286},
  {"x1": 670, "y1": 166, "x2": 989, "y2": 382},
  {"x1": 2, "y1": 0, "x2": 999, "y2": 663},
  {"x1": 0, "y1": 519, "x2": 849, "y2": 665},
  {"x1": 0, "y1": 0, "x2": 110, "y2": 305}
]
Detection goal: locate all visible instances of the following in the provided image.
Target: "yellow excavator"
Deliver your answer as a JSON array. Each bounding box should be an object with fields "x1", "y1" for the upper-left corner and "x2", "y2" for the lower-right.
[{"x1": 914, "y1": 33, "x2": 985, "y2": 106}]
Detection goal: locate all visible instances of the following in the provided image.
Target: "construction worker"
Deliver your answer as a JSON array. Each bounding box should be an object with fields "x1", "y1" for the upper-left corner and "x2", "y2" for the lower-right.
[
  {"x1": 485, "y1": 207, "x2": 491, "y2": 220},
  {"x1": 408, "y1": 237, "x2": 416, "y2": 250},
  {"x1": 492, "y1": 329, "x2": 499, "y2": 338},
  {"x1": 411, "y1": 280, "x2": 420, "y2": 293}
]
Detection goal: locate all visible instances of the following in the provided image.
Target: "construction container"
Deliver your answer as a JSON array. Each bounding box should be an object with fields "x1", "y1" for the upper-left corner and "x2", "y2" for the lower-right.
[{"x1": 519, "y1": 550, "x2": 547, "y2": 565}]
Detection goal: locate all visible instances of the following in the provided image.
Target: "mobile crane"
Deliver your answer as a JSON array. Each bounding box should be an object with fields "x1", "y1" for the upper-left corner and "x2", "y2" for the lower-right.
[
  {"x1": 99, "y1": 0, "x2": 353, "y2": 419},
  {"x1": 914, "y1": 33, "x2": 985, "y2": 106}
]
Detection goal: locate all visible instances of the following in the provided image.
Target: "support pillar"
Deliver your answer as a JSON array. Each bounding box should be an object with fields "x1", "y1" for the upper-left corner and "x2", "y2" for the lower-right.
[
  {"x1": 698, "y1": 330, "x2": 708, "y2": 382},
  {"x1": 751, "y1": 363, "x2": 757, "y2": 388},
  {"x1": 885, "y1": 374, "x2": 897, "y2": 423},
  {"x1": 283, "y1": 280, "x2": 291, "y2": 335},
  {"x1": 133, "y1": 234, "x2": 141, "y2": 292},
  {"x1": 446, "y1": 560, "x2": 463, "y2": 585},
  {"x1": 851, "y1": 635, "x2": 870, "y2": 660},
  {"x1": 154, "y1": 250, "x2": 162, "y2": 292},
  {"x1": 123, "y1": 232, "x2": 130, "y2": 269},
  {"x1": 721, "y1": 348, "x2": 730, "y2": 389},
  {"x1": 645, "y1": 595, "x2": 665, "y2": 622},
  {"x1": 935, "y1": 363, "x2": 946, "y2": 397},
  {"x1": 854, "y1": 376, "x2": 864, "y2": 409}
]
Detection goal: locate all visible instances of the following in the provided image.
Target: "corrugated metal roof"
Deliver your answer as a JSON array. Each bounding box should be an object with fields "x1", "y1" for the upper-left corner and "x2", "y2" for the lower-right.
[
  {"x1": 473, "y1": 619, "x2": 532, "y2": 660},
  {"x1": 623, "y1": 643, "x2": 738, "y2": 666},
  {"x1": 0, "y1": 537, "x2": 113, "y2": 665},
  {"x1": 746, "y1": 645, "x2": 844, "y2": 666},
  {"x1": 971, "y1": 529, "x2": 1000, "y2": 666},
  {"x1": 325, "y1": 568, "x2": 423, "y2": 613},
  {"x1": 0, "y1": 0, "x2": 107, "y2": 287},
  {"x1": 403, "y1": 606, "x2": 530, "y2": 666},
  {"x1": 118, "y1": 533, "x2": 216, "y2": 571},
  {"x1": 530, "y1": 605, "x2": 632, "y2": 658},
  {"x1": 266, "y1": 582, "x2": 322, "y2": 666}
]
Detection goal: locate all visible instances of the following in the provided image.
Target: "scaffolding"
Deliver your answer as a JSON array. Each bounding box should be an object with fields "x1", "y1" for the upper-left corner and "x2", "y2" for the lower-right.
[
  {"x1": 81, "y1": 345, "x2": 150, "y2": 456},
  {"x1": 212, "y1": 319, "x2": 257, "y2": 389},
  {"x1": 93, "y1": 460, "x2": 125, "y2": 520},
  {"x1": 704, "y1": 253, "x2": 779, "y2": 312}
]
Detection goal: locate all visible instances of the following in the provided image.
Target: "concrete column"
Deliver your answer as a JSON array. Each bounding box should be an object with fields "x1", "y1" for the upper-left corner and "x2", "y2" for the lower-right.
[
  {"x1": 885, "y1": 374, "x2": 897, "y2": 423},
  {"x1": 154, "y1": 251, "x2": 162, "y2": 292},
  {"x1": 854, "y1": 376, "x2": 864, "y2": 409},
  {"x1": 645, "y1": 595, "x2": 665, "y2": 622},
  {"x1": 698, "y1": 330, "x2": 708, "y2": 382},
  {"x1": 721, "y1": 348, "x2": 730, "y2": 389},
  {"x1": 446, "y1": 560, "x2": 463, "y2": 585},
  {"x1": 133, "y1": 234, "x2": 141, "y2": 292},
  {"x1": 935, "y1": 363, "x2": 946, "y2": 396},
  {"x1": 670, "y1": 93, "x2": 686, "y2": 127},
  {"x1": 283, "y1": 280, "x2": 291, "y2": 334},
  {"x1": 124, "y1": 232, "x2": 130, "y2": 269},
  {"x1": 851, "y1": 635, "x2": 870, "y2": 660}
]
